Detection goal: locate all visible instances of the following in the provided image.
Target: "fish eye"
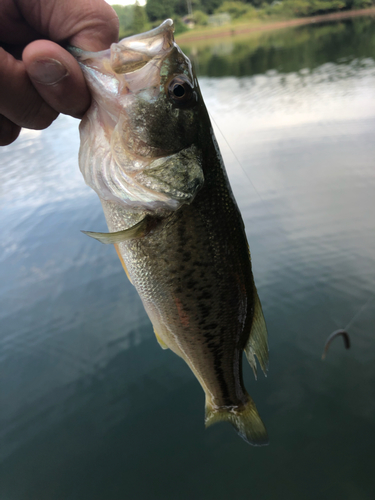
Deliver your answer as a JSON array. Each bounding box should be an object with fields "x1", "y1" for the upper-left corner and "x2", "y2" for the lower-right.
[
  {"x1": 172, "y1": 84, "x2": 185, "y2": 98},
  {"x1": 168, "y1": 76, "x2": 196, "y2": 106}
]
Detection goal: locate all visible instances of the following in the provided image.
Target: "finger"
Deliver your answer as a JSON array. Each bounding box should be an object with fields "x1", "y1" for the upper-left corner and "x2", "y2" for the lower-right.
[
  {"x1": 23, "y1": 40, "x2": 90, "y2": 119},
  {"x1": 17, "y1": 0, "x2": 119, "y2": 51},
  {"x1": 66, "y1": 1, "x2": 120, "y2": 51},
  {"x1": 0, "y1": 47, "x2": 58, "y2": 130},
  {"x1": 0, "y1": 115, "x2": 21, "y2": 146},
  {"x1": 0, "y1": 0, "x2": 40, "y2": 44}
]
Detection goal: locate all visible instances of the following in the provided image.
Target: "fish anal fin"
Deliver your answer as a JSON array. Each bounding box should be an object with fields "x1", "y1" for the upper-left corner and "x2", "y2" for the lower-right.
[
  {"x1": 244, "y1": 285, "x2": 269, "y2": 378},
  {"x1": 205, "y1": 396, "x2": 268, "y2": 446},
  {"x1": 114, "y1": 244, "x2": 133, "y2": 285},
  {"x1": 154, "y1": 329, "x2": 169, "y2": 350}
]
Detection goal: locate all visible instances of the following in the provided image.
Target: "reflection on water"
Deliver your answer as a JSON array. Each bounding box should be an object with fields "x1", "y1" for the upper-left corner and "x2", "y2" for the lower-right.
[
  {"x1": 180, "y1": 17, "x2": 375, "y2": 77},
  {"x1": 1, "y1": 17, "x2": 375, "y2": 500}
]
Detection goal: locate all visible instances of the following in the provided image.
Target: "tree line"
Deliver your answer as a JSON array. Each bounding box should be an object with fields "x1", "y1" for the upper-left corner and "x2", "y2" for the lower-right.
[{"x1": 112, "y1": 0, "x2": 375, "y2": 37}]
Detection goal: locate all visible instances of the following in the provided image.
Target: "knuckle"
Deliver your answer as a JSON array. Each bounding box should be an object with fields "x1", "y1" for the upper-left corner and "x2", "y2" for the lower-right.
[
  {"x1": 0, "y1": 115, "x2": 21, "y2": 146},
  {"x1": 18, "y1": 98, "x2": 58, "y2": 130},
  {"x1": 0, "y1": 49, "x2": 58, "y2": 130}
]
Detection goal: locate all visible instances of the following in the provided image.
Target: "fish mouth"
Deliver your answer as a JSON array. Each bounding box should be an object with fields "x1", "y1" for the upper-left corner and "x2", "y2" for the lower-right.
[
  {"x1": 70, "y1": 20, "x2": 203, "y2": 211},
  {"x1": 68, "y1": 19, "x2": 175, "y2": 77}
]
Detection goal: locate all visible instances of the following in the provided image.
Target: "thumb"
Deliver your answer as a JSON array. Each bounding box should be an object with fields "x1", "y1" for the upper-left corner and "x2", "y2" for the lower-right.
[
  {"x1": 0, "y1": 47, "x2": 58, "y2": 130},
  {"x1": 23, "y1": 40, "x2": 91, "y2": 118}
]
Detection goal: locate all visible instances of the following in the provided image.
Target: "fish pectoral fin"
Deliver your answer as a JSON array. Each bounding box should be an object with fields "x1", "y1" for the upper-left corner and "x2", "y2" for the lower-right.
[
  {"x1": 244, "y1": 285, "x2": 269, "y2": 380},
  {"x1": 205, "y1": 396, "x2": 268, "y2": 446},
  {"x1": 81, "y1": 216, "x2": 152, "y2": 244},
  {"x1": 154, "y1": 329, "x2": 169, "y2": 350}
]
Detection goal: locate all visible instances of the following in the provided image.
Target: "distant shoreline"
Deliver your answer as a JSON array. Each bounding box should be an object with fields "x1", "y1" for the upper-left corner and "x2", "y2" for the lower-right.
[{"x1": 176, "y1": 7, "x2": 375, "y2": 43}]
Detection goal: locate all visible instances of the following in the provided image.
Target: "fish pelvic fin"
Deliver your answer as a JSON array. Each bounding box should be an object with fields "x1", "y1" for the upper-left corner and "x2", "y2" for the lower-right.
[
  {"x1": 244, "y1": 285, "x2": 269, "y2": 380},
  {"x1": 81, "y1": 215, "x2": 154, "y2": 244},
  {"x1": 205, "y1": 396, "x2": 268, "y2": 446},
  {"x1": 154, "y1": 329, "x2": 169, "y2": 350}
]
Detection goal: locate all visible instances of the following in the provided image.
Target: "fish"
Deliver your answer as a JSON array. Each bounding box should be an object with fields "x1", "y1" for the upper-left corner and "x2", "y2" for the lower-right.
[{"x1": 69, "y1": 19, "x2": 269, "y2": 446}]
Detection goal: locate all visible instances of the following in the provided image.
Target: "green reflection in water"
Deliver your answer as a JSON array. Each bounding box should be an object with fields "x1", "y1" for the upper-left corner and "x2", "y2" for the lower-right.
[{"x1": 181, "y1": 17, "x2": 375, "y2": 76}]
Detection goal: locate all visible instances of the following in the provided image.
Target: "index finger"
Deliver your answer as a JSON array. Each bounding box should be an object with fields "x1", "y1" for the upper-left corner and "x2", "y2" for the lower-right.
[{"x1": 16, "y1": 0, "x2": 119, "y2": 51}]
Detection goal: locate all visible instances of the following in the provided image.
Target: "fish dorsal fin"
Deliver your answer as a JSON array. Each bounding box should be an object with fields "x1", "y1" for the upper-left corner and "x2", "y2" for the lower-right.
[{"x1": 244, "y1": 286, "x2": 269, "y2": 380}]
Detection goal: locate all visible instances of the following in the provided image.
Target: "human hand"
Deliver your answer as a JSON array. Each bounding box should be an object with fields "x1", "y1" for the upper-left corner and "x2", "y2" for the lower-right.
[{"x1": 0, "y1": 0, "x2": 119, "y2": 146}]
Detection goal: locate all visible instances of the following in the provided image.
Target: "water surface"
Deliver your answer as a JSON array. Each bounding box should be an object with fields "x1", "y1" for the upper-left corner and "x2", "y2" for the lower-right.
[{"x1": 1, "y1": 18, "x2": 375, "y2": 500}]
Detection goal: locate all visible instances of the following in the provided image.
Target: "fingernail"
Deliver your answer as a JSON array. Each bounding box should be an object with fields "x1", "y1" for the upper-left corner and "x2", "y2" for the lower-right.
[{"x1": 28, "y1": 58, "x2": 69, "y2": 85}]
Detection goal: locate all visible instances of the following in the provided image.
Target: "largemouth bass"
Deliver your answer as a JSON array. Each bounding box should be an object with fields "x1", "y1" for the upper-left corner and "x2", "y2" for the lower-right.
[{"x1": 70, "y1": 19, "x2": 269, "y2": 445}]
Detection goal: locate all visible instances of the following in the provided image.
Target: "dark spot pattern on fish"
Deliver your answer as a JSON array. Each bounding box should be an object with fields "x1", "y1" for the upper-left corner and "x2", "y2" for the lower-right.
[
  {"x1": 182, "y1": 252, "x2": 191, "y2": 262},
  {"x1": 202, "y1": 323, "x2": 218, "y2": 331}
]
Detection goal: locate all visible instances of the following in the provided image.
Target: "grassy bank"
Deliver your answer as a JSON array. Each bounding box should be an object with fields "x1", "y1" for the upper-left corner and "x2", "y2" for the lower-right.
[{"x1": 176, "y1": 6, "x2": 375, "y2": 43}]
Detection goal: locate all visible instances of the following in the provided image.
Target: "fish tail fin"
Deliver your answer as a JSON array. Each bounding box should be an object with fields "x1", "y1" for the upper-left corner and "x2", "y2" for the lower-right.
[
  {"x1": 244, "y1": 285, "x2": 269, "y2": 380},
  {"x1": 205, "y1": 396, "x2": 268, "y2": 446}
]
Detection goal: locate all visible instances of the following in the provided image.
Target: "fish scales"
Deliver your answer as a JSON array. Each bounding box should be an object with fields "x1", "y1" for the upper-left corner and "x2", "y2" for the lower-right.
[
  {"x1": 102, "y1": 144, "x2": 253, "y2": 408},
  {"x1": 71, "y1": 19, "x2": 269, "y2": 445}
]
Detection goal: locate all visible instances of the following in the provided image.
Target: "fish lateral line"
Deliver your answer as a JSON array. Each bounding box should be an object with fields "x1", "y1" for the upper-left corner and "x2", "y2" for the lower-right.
[
  {"x1": 322, "y1": 329, "x2": 351, "y2": 360},
  {"x1": 81, "y1": 214, "x2": 161, "y2": 244}
]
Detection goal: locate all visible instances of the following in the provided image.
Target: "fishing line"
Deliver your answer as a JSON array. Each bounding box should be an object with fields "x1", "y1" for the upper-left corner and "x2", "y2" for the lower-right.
[
  {"x1": 209, "y1": 110, "x2": 373, "y2": 344},
  {"x1": 209, "y1": 112, "x2": 267, "y2": 206},
  {"x1": 344, "y1": 293, "x2": 375, "y2": 331}
]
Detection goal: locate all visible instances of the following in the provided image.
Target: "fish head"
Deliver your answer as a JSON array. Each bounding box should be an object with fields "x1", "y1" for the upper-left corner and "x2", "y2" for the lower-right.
[{"x1": 70, "y1": 20, "x2": 206, "y2": 211}]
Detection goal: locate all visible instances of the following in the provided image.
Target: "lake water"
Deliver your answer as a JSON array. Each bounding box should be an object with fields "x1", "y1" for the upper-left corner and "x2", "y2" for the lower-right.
[{"x1": 1, "y1": 17, "x2": 375, "y2": 500}]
